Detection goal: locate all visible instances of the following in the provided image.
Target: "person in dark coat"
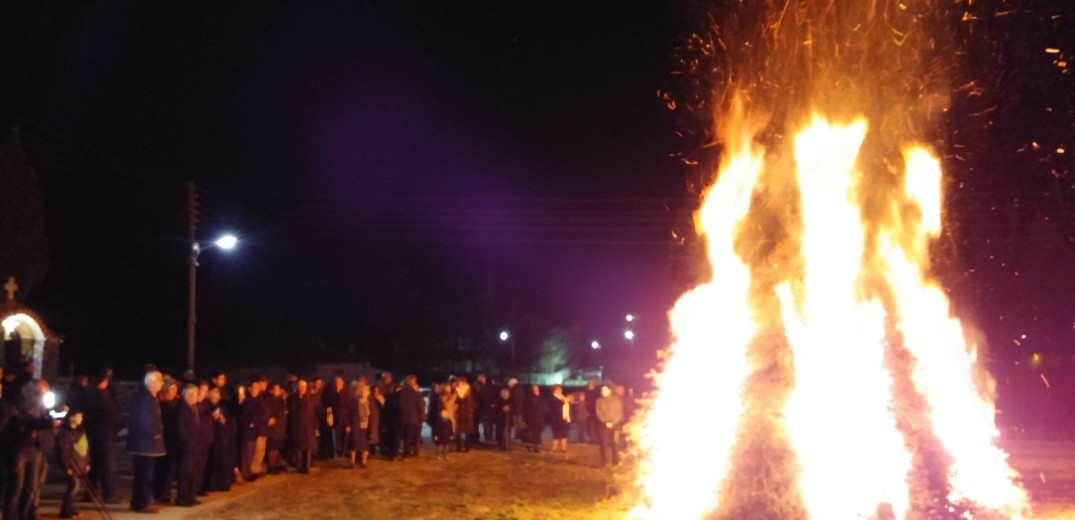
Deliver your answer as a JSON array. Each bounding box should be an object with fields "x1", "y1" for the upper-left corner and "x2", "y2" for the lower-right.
[
  {"x1": 397, "y1": 375, "x2": 424, "y2": 459},
  {"x1": 287, "y1": 380, "x2": 318, "y2": 474},
  {"x1": 432, "y1": 387, "x2": 454, "y2": 460},
  {"x1": 26, "y1": 379, "x2": 57, "y2": 520},
  {"x1": 239, "y1": 381, "x2": 267, "y2": 481},
  {"x1": 521, "y1": 385, "x2": 546, "y2": 453},
  {"x1": 81, "y1": 370, "x2": 120, "y2": 504},
  {"x1": 378, "y1": 374, "x2": 399, "y2": 458},
  {"x1": 204, "y1": 387, "x2": 236, "y2": 492},
  {"x1": 265, "y1": 383, "x2": 288, "y2": 474},
  {"x1": 195, "y1": 381, "x2": 215, "y2": 495},
  {"x1": 453, "y1": 377, "x2": 476, "y2": 453},
  {"x1": 472, "y1": 374, "x2": 493, "y2": 443},
  {"x1": 595, "y1": 385, "x2": 623, "y2": 467},
  {"x1": 583, "y1": 378, "x2": 600, "y2": 444},
  {"x1": 341, "y1": 384, "x2": 375, "y2": 468},
  {"x1": 0, "y1": 373, "x2": 18, "y2": 518},
  {"x1": 318, "y1": 376, "x2": 345, "y2": 459},
  {"x1": 493, "y1": 387, "x2": 512, "y2": 451},
  {"x1": 5, "y1": 380, "x2": 59, "y2": 520},
  {"x1": 127, "y1": 371, "x2": 166, "y2": 514},
  {"x1": 175, "y1": 385, "x2": 207, "y2": 507},
  {"x1": 56, "y1": 409, "x2": 90, "y2": 519},
  {"x1": 571, "y1": 392, "x2": 590, "y2": 444},
  {"x1": 367, "y1": 386, "x2": 381, "y2": 456},
  {"x1": 153, "y1": 380, "x2": 180, "y2": 503},
  {"x1": 507, "y1": 378, "x2": 525, "y2": 442}
]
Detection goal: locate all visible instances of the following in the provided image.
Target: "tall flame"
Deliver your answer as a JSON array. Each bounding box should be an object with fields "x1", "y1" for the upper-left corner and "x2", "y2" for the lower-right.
[
  {"x1": 631, "y1": 112, "x2": 1030, "y2": 519},
  {"x1": 630, "y1": 2, "x2": 1030, "y2": 517},
  {"x1": 630, "y1": 119, "x2": 762, "y2": 520}
]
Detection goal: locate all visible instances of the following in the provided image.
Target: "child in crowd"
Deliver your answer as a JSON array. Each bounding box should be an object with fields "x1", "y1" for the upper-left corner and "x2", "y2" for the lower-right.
[{"x1": 57, "y1": 409, "x2": 91, "y2": 519}]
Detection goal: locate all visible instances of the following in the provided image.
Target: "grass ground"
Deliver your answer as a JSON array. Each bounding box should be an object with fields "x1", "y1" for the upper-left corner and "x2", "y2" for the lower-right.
[
  {"x1": 39, "y1": 438, "x2": 1075, "y2": 519},
  {"x1": 182, "y1": 442, "x2": 629, "y2": 520}
]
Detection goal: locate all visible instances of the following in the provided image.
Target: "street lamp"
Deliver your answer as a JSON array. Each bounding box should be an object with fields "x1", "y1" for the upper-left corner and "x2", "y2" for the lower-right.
[
  {"x1": 626, "y1": 314, "x2": 634, "y2": 322},
  {"x1": 624, "y1": 330, "x2": 634, "y2": 340},
  {"x1": 591, "y1": 340, "x2": 601, "y2": 350},
  {"x1": 188, "y1": 233, "x2": 238, "y2": 371},
  {"x1": 499, "y1": 330, "x2": 515, "y2": 370}
]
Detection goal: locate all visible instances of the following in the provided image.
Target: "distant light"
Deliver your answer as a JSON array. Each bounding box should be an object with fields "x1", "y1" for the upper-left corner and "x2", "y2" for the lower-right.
[
  {"x1": 43, "y1": 391, "x2": 56, "y2": 409},
  {"x1": 215, "y1": 234, "x2": 238, "y2": 250},
  {"x1": 499, "y1": 331, "x2": 509, "y2": 342},
  {"x1": 1020, "y1": 334, "x2": 1027, "y2": 340},
  {"x1": 591, "y1": 341, "x2": 601, "y2": 350},
  {"x1": 625, "y1": 314, "x2": 634, "y2": 322},
  {"x1": 624, "y1": 330, "x2": 635, "y2": 340}
]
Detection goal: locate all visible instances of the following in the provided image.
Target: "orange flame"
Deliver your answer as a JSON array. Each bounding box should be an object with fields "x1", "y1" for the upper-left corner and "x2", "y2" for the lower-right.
[
  {"x1": 630, "y1": 113, "x2": 1029, "y2": 518},
  {"x1": 630, "y1": 117, "x2": 762, "y2": 519}
]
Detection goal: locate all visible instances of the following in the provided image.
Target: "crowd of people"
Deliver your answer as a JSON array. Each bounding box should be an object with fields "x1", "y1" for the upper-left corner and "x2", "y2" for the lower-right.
[{"x1": 0, "y1": 361, "x2": 636, "y2": 519}]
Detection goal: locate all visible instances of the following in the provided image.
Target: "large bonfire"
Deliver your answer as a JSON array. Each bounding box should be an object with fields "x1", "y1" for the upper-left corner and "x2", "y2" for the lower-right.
[{"x1": 630, "y1": 1, "x2": 1030, "y2": 519}]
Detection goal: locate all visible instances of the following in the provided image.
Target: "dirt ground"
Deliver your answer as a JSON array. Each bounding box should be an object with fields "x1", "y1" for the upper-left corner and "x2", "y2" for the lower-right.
[{"x1": 35, "y1": 439, "x2": 1075, "y2": 520}]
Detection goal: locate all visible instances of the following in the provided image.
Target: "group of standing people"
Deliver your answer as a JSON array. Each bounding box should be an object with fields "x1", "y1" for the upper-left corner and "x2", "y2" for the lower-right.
[
  {"x1": 0, "y1": 362, "x2": 637, "y2": 520},
  {"x1": 428, "y1": 375, "x2": 634, "y2": 467},
  {"x1": 1, "y1": 363, "x2": 119, "y2": 520}
]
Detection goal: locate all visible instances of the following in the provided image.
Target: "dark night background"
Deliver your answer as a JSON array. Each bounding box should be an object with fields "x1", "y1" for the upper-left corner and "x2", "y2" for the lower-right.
[{"x1": 0, "y1": 2, "x2": 1072, "y2": 434}]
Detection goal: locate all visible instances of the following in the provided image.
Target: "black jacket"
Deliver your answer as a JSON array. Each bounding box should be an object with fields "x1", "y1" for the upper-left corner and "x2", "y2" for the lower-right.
[
  {"x1": 126, "y1": 389, "x2": 165, "y2": 456},
  {"x1": 56, "y1": 425, "x2": 90, "y2": 472},
  {"x1": 287, "y1": 393, "x2": 318, "y2": 451},
  {"x1": 239, "y1": 393, "x2": 268, "y2": 442},
  {"x1": 398, "y1": 385, "x2": 425, "y2": 426},
  {"x1": 82, "y1": 387, "x2": 120, "y2": 441},
  {"x1": 178, "y1": 402, "x2": 208, "y2": 455}
]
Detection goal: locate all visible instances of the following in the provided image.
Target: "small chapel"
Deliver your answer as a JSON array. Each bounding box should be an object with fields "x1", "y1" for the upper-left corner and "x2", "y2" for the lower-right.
[{"x1": 1, "y1": 276, "x2": 60, "y2": 380}]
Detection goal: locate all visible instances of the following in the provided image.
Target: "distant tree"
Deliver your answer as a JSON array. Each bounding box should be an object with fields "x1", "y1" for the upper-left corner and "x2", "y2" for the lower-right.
[
  {"x1": 537, "y1": 327, "x2": 575, "y2": 374},
  {"x1": 0, "y1": 126, "x2": 48, "y2": 301}
]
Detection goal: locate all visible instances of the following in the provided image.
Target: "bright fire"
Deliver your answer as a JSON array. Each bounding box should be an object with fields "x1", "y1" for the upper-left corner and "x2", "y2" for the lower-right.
[
  {"x1": 631, "y1": 109, "x2": 1029, "y2": 519},
  {"x1": 630, "y1": 2, "x2": 1031, "y2": 517}
]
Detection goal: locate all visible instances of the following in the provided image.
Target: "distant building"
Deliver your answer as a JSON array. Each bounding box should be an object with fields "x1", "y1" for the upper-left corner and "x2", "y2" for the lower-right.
[{"x1": 1, "y1": 277, "x2": 60, "y2": 380}]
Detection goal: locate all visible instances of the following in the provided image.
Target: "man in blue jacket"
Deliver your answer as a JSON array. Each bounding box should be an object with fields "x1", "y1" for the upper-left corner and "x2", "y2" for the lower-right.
[{"x1": 127, "y1": 370, "x2": 165, "y2": 514}]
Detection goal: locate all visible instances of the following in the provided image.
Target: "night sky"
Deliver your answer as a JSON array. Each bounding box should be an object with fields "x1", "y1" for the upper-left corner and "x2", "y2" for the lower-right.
[{"x1": 0, "y1": 1, "x2": 1073, "y2": 430}]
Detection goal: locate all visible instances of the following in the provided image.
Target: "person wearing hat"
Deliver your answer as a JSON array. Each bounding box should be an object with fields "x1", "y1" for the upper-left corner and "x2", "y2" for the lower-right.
[{"x1": 56, "y1": 408, "x2": 90, "y2": 518}]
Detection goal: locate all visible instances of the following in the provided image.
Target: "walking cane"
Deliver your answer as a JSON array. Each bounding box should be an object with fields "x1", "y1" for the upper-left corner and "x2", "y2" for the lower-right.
[{"x1": 73, "y1": 464, "x2": 115, "y2": 520}]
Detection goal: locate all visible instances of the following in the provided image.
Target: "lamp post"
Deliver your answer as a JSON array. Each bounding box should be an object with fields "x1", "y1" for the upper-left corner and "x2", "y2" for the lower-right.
[
  {"x1": 499, "y1": 330, "x2": 515, "y2": 370},
  {"x1": 188, "y1": 233, "x2": 237, "y2": 371}
]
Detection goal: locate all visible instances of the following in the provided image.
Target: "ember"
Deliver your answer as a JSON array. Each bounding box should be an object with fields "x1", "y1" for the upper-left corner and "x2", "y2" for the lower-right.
[{"x1": 630, "y1": 1, "x2": 1030, "y2": 518}]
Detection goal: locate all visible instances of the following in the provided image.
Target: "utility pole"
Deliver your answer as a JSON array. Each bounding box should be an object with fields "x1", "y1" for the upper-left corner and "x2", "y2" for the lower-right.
[{"x1": 187, "y1": 182, "x2": 199, "y2": 371}]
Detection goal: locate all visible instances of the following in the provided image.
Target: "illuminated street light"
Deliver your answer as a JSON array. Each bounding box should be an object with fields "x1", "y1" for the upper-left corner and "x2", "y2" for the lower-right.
[
  {"x1": 626, "y1": 314, "x2": 634, "y2": 322},
  {"x1": 591, "y1": 340, "x2": 601, "y2": 350},
  {"x1": 189, "y1": 231, "x2": 239, "y2": 371},
  {"x1": 624, "y1": 330, "x2": 635, "y2": 340},
  {"x1": 215, "y1": 234, "x2": 238, "y2": 250},
  {"x1": 499, "y1": 331, "x2": 510, "y2": 342}
]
